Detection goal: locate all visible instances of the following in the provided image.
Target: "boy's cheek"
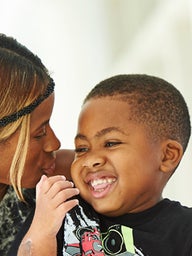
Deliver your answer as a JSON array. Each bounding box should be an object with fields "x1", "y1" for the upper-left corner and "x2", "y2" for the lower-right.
[{"x1": 70, "y1": 166, "x2": 79, "y2": 183}]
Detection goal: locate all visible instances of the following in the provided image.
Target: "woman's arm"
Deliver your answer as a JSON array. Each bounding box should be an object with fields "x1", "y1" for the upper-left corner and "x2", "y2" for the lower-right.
[{"x1": 55, "y1": 149, "x2": 75, "y2": 180}]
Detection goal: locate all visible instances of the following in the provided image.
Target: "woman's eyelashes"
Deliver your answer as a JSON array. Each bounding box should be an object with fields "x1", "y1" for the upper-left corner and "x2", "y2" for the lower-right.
[{"x1": 34, "y1": 126, "x2": 47, "y2": 139}]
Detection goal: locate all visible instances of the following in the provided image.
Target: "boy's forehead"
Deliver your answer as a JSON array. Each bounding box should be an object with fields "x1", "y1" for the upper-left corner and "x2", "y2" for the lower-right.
[
  {"x1": 82, "y1": 96, "x2": 129, "y2": 109},
  {"x1": 80, "y1": 97, "x2": 130, "y2": 118},
  {"x1": 76, "y1": 97, "x2": 150, "y2": 144},
  {"x1": 74, "y1": 126, "x2": 129, "y2": 142},
  {"x1": 78, "y1": 97, "x2": 137, "y2": 133}
]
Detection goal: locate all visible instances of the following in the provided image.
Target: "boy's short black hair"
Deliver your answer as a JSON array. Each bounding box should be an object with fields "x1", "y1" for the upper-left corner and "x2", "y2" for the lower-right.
[{"x1": 84, "y1": 74, "x2": 191, "y2": 152}]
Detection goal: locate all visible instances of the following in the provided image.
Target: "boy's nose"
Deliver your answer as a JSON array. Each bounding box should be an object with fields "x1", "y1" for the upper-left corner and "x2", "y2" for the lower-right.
[{"x1": 82, "y1": 155, "x2": 105, "y2": 169}]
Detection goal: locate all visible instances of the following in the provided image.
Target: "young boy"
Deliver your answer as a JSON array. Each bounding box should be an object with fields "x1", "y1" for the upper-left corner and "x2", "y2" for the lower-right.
[
  {"x1": 18, "y1": 74, "x2": 192, "y2": 255},
  {"x1": 66, "y1": 74, "x2": 192, "y2": 255}
]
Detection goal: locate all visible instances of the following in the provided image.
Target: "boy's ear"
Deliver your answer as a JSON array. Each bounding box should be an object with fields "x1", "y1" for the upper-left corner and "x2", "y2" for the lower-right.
[{"x1": 160, "y1": 139, "x2": 183, "y2": 173}]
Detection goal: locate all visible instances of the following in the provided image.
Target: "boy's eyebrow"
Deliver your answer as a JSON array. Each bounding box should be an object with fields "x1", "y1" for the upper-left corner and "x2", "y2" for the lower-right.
[
  {"x1": 74, "y1": 127, "x2": 125, "y2": 141},
  {"x1": 96, "y1": 127, "x2": 124, "y2": 137}
]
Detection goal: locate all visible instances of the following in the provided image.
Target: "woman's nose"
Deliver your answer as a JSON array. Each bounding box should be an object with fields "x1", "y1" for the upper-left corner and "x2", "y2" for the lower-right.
[{"x1": 44, "y1": 127, "x2": 61, "y2": 152}]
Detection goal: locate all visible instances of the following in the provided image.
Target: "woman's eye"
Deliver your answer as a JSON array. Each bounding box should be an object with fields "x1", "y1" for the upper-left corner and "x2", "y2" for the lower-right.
[
  {"x1": 105, "y1": 141, "x2": 121, "y2": 147},
  {"x1": 35, "y1": 129, "x2": 47, "y2": 139}
]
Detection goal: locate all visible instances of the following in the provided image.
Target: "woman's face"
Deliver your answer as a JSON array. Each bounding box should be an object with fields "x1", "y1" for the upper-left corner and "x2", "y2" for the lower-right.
[{"x1": 0, "y1": 93, "x2": 61, "y2": 188}]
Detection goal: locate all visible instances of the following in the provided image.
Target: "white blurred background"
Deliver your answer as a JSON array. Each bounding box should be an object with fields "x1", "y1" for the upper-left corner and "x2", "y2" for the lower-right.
[{"x1": 0, "y1": 0, "x2": 191, "y2": 205}]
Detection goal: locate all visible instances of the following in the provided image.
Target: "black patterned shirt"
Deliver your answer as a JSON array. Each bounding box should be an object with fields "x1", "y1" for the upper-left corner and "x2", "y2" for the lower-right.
[{"x1": 0, "y1": 186, "x2": 35, "y2": 255}]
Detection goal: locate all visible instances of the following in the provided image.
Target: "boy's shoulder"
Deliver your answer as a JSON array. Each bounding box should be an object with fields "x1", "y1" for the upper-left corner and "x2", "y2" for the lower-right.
[
  {"x1": 160, "y1": 198, "x2": 192, "y2": 217},
  {"x1": 98, "y1": 199, "x2": 192, "y2": 255},
  {"x1": 98, "y1": 198, "x2": 192, "y2": 229}
]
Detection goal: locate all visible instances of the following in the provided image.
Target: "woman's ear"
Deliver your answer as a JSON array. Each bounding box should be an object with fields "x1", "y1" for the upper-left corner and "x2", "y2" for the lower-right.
[{"x1": 160, "y1": 139, "x2": 183, "y2": 173}]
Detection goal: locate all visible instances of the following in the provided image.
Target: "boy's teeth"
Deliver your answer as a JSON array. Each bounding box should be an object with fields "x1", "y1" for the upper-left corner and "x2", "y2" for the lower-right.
[{"x1": 90, "y1": 178, "x2": 115, "y2": 187}]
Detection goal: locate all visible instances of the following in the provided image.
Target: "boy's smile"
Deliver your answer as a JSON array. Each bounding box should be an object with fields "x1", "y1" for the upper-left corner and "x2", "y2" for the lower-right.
[
  {"x1": 86, "y1": 174, "x2": 117, "y2": 198},
  {"x1": 71, "y1": 97, "x2": 168, "y2": 216},
  {"x1": 89, "y1": 177, "x2": 116, "y2": 192}
]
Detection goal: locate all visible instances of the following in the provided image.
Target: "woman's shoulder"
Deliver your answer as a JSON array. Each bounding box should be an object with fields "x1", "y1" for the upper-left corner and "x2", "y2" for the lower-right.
[{"x1": 0, "y1": 185, "x2": 35, "y2": 255}]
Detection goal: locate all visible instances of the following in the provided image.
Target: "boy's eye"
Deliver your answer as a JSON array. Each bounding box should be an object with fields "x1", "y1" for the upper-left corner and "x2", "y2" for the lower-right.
[
  {"x1": 75, "y1": 147, "x2": 88, "y2": 153},
  {"x1": 105, "y1": 141, "x2": 122, "y2": 147}
]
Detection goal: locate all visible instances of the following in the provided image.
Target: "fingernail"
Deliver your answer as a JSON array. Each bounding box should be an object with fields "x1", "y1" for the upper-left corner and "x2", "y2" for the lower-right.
[{"x1": 75, "y1": 188, "x2": 80, "y2": 194}]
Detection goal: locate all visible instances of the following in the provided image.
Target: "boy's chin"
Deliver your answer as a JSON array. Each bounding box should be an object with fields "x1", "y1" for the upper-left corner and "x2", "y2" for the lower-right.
[{"x1": 90, "y1": 200, "x2": 121, "y2": 217}]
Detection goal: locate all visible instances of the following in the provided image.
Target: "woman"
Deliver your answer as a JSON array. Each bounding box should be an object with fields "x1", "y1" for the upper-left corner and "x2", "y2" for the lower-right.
[{"x1": 0, "y1": 34, "x2": 77, "y2": 255}]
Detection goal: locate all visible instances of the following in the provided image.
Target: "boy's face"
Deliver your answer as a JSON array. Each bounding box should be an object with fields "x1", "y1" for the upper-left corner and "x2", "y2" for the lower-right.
[{"x1": 71, "y1": 97, "x2": 167, "y2": 216}]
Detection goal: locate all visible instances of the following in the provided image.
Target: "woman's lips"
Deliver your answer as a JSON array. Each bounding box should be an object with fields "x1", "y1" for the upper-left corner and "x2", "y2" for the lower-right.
[{"x1": 42, "y1": 162, "x2": 56, "y2": 176}]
